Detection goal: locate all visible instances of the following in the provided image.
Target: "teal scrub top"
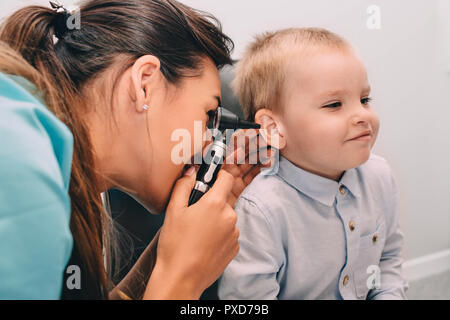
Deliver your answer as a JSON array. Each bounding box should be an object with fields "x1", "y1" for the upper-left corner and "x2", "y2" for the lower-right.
[{"x1": 0, "y1": 73, "x2": 74, "y2": 299}]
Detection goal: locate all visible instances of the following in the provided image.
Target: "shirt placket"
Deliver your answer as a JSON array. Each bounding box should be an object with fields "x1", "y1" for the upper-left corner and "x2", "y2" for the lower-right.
[{"x1": 334, "y1": 183, "x2": 360, "y2": 300}]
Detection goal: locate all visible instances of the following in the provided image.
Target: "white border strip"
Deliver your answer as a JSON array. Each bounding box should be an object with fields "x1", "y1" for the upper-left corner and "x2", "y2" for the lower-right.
[{"x1": 402, "y1": 249, "x2": 450, "y2": 282}]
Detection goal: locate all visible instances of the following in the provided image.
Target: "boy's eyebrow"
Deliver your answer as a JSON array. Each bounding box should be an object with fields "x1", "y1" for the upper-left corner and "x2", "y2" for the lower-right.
[
  {"x1": 320, "y1": 86, "x2": 371, "y2": 97},
  {"x1": 319, "y1": 89, "x2": 348, "y2": 97}
]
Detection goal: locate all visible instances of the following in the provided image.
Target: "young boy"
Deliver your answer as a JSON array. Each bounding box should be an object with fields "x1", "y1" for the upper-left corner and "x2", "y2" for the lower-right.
[{"x1": 218, "y1": 28, "x2": 408, "y2": 300}]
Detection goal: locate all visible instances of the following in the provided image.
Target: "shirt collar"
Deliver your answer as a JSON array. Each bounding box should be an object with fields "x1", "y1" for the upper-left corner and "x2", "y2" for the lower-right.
[{"x1": 275, "y1": 156, "x2": 361, "y2": 207}]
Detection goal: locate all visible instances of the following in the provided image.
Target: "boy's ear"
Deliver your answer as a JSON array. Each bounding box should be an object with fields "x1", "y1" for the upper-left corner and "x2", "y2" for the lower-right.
[{"x1": 254, "y1": 108, "x2": 286, "y2": 150}]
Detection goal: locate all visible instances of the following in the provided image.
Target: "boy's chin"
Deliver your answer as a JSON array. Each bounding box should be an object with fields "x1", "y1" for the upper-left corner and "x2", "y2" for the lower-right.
[{"x1": 343, "y1": 150, "x2": 371, "y2": 170}]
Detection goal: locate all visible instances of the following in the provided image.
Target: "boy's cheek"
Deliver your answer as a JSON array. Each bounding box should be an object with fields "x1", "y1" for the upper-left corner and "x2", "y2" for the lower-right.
[
  {"x1": 370, "y1": 114, "x2": 380, "y2": 146},
  {"x1": 370, "y1": 129, "x2": 379, "y2": 149}
]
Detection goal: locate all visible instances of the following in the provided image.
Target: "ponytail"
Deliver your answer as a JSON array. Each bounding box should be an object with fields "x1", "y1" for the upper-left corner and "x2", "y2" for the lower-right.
[
  {"x1": 0, "y1": 6, "x2": 109, "y2": 299},
  {"x1": 0, "y1": 0, "x2": 234, "y2": 300}
]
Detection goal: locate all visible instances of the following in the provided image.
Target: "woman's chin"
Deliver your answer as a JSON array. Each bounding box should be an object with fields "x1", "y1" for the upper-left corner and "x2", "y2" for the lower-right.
[
  {"x1": 143, "y1": 164, "x2": 193, "y2": 214},
  {"x1": 155, "y1": 184, "x2": 179, "y2": 214}
]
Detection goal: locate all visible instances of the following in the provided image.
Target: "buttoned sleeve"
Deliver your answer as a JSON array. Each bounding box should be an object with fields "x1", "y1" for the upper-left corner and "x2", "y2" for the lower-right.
[
  {"x1": 218, "y1": 195, "x2": 284, "y2": 300},
  {"x1": 367, "y1": 165, "x2": 408, "y2": 300}
]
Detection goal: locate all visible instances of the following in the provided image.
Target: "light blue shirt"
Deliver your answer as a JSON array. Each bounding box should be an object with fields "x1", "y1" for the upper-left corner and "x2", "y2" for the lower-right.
[
  {"x1": 0, "y1": 73, "x2": 73, "y2": 299},
  {"x1": 218, "y1": 154, "x2": 408, "y2": 300}
]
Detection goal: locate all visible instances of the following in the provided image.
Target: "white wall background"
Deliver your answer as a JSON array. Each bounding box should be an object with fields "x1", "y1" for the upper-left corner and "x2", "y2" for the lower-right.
[{"x1": 1, "y1": 0, "x2": 449, "y2": 277}]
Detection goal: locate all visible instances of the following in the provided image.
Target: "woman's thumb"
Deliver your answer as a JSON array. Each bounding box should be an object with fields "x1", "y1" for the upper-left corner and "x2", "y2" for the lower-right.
[{"x1": 166, "y1": 166, "x2": 197, "y2": 212}]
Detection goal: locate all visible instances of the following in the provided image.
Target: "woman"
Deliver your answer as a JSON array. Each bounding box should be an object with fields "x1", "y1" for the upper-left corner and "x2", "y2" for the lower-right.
[{"x1": 0, "y1": 0, "x2": 264, "y2": 299}]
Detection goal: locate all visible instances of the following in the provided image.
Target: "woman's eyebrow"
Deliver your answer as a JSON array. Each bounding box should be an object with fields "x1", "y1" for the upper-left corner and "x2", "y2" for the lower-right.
[{"x1": 214, "y1": 96, "x2": 222, "y2": 107}]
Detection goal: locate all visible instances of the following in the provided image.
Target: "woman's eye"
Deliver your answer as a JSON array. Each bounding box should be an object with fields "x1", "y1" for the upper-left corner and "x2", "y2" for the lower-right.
[
  {"x1": 323, "y1": 102, "x2": 342, "y2": 109},
  {"x1": 206, "y1": 110, "x2": 216, "y2": 127},
  {"x1": 361, "y1": 97, "x2": 372, "y2": 105},
  {"x1": 207, "y1": 110, "x2": 216, "y2": 121},
  {"x1": 207, "y1": 110, "x2": 215, "y2": 118}
]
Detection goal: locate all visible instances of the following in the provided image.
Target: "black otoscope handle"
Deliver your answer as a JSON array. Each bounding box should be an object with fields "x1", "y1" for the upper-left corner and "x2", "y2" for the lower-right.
[{"x1": 188, "y1": 135, "x2": 227, "y2": 205}]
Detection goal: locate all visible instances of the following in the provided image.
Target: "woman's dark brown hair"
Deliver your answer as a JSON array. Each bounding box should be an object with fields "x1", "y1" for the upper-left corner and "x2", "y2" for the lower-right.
[{"x1": 0, "y1": 0, "x2": 233, "y2": 299}]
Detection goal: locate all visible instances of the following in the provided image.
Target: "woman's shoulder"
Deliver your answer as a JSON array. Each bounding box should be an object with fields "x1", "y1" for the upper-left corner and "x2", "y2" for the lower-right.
[
  {"x1": 0, "y1": 72, "x2": 74, "y2": 221},
  {"x1": 0, "y1": 73, "x2": 74, "y2": 190},
  {"x1": 0, "y1": 73, "x2": 74, "y2": 299}
]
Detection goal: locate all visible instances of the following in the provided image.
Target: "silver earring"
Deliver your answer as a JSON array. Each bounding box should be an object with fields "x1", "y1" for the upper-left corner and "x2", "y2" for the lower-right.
[{"x1": 142, "y1": 104, "x2": 149, "y2": 111}]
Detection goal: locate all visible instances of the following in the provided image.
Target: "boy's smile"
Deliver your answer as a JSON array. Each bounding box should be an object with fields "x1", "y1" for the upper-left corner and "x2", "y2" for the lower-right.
[{"x1": 278, "y1": 47, "x2": 380, "y2": 181}]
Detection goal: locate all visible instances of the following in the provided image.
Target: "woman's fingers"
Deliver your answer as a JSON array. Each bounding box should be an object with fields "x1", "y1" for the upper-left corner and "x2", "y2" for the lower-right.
[
  {"x1": 166, "y1": 167, "x2": 197, "y2": 212},
  {"x1": 224, "y1": 131, "x2": 273, "y2": 167},
  {"x1": 220, "y1": 130, "x2": 277, "y2": 206},
  {"x1": 243, "y1": 165, "x2": 262, "y2": 184},
  {"x1": 203, "y1": 169, "x2": 234, "y2": 206},
  {"x1": 193, "y1": 128, "x2": 276, "y2": 208}
]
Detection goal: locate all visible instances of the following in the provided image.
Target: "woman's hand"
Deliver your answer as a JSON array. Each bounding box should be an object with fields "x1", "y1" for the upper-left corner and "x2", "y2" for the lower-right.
[
  {"x1": 144, "y1": 168, "x2": 239, "y2": 299},
  {"x1": 143, "y1": 129, "x2": 275, "y2": 299},
  {"x1": 222, "y1": 129, "x2": 275, "y2": 206}
]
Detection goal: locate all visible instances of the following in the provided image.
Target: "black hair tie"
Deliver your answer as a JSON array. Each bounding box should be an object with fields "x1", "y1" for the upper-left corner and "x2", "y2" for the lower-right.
[{"x1": 50, "y1": 1, "x2": 71, "y2": 39}]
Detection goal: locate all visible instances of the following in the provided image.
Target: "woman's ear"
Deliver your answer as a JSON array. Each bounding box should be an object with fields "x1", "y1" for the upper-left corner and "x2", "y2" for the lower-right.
[
  {"x1": 130, "y1": 55, "x2": 161, "y2": 113},
  {"x1": 254, "y1": 108, "x2": 286, "y2": 150}
]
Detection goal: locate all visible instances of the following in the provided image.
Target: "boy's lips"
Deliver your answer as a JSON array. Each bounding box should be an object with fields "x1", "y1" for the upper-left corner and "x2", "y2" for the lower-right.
[{"x1": 347, "y1": 130, "x2": 372, "y2": 142}]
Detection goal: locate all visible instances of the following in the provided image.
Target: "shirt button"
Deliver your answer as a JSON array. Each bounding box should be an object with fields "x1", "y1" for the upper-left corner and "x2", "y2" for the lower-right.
[
  {"x1": 343, "y1": 275, "x2": 349, "y2": 286},
  {"x1": 349, "y1": 220, "x2": 355, "y2": 231},
  {"x1": 339, "y1": 185, "x2": 346, "y2": 195},
  {"x1": 372, "y1": 234, "x2": 379, "y2": 243}
]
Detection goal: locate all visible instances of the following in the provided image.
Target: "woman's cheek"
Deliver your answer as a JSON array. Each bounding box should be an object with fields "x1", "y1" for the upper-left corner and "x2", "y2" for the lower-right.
[
  {"x1": 151, "y1": 135, "x2": 181, "y2": 209},
  {"x1": 156, "y1": 164, "x2": 183, "y2": 213}
]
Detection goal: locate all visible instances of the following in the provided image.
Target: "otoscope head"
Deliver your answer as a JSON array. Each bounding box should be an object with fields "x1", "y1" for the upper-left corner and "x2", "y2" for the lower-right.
[{"x1": 208, "y1": 106, "x2": 260, "y2": 131}]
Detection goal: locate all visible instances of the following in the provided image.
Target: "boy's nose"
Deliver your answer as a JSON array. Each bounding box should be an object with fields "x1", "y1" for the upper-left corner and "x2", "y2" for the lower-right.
[
  {"x1": 352, "y1": 117, "x2": 369, "y2": 126},
  {"x1": 350, "y1": 105, "x2": 371, "y2": 126}
]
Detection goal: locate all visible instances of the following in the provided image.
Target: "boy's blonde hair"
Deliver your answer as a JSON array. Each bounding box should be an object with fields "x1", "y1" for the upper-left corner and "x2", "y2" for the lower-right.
[{"x1": 232, "y1": 27, "x2": 350, "y2": 121}]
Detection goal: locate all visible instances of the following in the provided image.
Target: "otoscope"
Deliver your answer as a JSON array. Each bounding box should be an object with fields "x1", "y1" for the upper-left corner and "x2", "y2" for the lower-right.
[{"x1": 188, "y1": 107, "x2": 260, "y2": 205}]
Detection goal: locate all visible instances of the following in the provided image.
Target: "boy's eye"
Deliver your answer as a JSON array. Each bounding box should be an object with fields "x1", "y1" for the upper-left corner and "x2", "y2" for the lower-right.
[
  {"x1": 361, "y1": 97, "x2": 372, "y2": 105},
  {"x1": 323, "y1": 102, "x2": 342, "y2": 109}
]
